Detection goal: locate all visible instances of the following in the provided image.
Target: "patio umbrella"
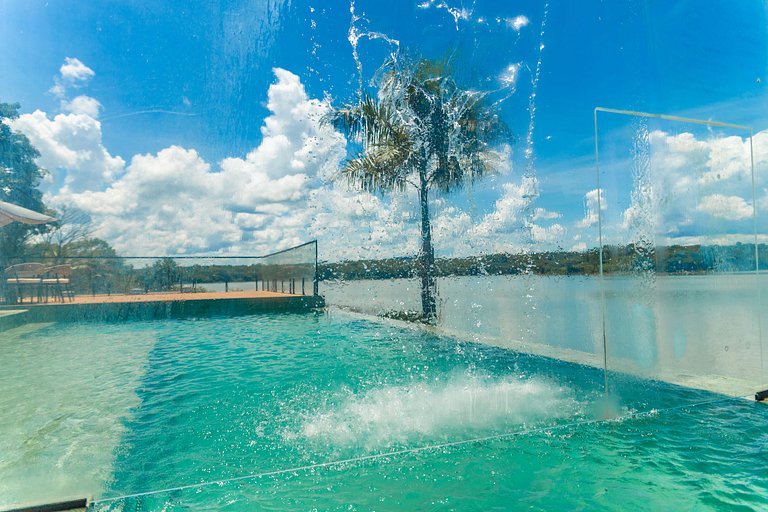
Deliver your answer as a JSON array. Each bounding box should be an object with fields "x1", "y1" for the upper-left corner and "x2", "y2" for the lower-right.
[{"x1": 0, "y1": 200, "x2": 56, "y2": 227}]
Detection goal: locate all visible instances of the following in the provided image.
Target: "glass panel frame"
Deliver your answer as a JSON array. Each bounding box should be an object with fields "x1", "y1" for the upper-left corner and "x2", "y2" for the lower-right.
[{"x1": 594, "y1": 107, "x2": 766, "y2": 402}]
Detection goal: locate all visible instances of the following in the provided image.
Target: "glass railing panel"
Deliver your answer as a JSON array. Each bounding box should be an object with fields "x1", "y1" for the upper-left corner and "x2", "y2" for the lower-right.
[
  {"x1": 595, "y1": 109, "x2": 766, "y2": 404},
  {"x1": 0, "y1": 241, "x2": 318, "y2": 302}
]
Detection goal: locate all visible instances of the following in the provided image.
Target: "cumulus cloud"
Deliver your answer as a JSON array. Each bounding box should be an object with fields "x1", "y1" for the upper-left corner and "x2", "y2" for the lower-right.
[
  {"x1": 68, "y1": 146, "x2": 240, "y2": 254},
  {"x1": 219, "y1": 67, "x2": 345, "y2": 213},
  {"x1": 59, "y1": 57, "x2": 95, "y2": 83},
  {"x1": 472, "y1": 178, "x2": 535, "y2": 238},
  {"x1": 648, "y1": 129, "x2": 761, "y2": 235},
  {"x1": 15, "y1": 66, "x2": 404, "y2": 257},
  {"x1": 531, "y1": 207, "x2": 561, "y2": 221},
  {"x1": 9, "y1": 110, "x2": 124, "y2": 193},
  {"x1": 61, "y1": 95, "x2": 102, "y2": 117},
  {"x1": 576, "y1": 188, "x2": 604, "y2": 229},
  {"x1": 530, "y1": 222, "x2": 565, "y2": 244},
  {"x1": 696, "y1": 194, "x2": 753, "y2": 221},
  {"x1": 53, "y1": 68, "x2": 349, "y2": 255},
  {"x1": 16, "y1": 64, "x2": 556, "y2": 258},
  {"x1": 47, "y1": 57, "x2": 102, "y2": 120},
  {"x1": 586, "y1": 127, "x2": 766, "y2": 247},
  {"x1": 571, "y1": 242, "x2": 587, "y2": 252},
  {"x1": 456, "y1": 175, "x2": 569, "y2": 253}
]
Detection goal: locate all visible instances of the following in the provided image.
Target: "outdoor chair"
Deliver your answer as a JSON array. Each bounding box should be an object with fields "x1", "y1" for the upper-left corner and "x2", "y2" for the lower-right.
[
  {"x1": 4, "y1": 263, "x2": 46, "y2": 303},
  {"x1": 42, "y1": 265, "x2": 75, "y2": 302}
]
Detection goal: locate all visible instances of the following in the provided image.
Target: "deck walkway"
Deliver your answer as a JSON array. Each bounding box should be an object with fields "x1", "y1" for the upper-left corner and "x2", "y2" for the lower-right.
[{"x1": 17, "y1": 290, "x2": 298, "y2": 305}]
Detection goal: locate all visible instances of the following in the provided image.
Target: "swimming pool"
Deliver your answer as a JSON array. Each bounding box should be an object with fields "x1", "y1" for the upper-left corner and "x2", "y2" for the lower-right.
[{"x1": 2, "y1": 311, "x2": 767, "y2": 511}]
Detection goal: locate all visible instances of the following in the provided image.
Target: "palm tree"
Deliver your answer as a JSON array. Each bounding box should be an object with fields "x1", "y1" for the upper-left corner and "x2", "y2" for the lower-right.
[{"x1": 325, "y1": 55, "x2": 508, "y2": 323}]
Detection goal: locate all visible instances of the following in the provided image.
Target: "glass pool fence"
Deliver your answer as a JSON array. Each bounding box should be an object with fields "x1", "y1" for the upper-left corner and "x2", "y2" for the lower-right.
[{"x1": 1, "y1": 240, "x2": 319, "y2": 301}]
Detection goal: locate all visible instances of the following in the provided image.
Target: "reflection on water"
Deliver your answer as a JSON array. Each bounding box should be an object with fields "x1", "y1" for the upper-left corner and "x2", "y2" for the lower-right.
[{"x1": 322, "y1": 273, "x2": 766, "y2": 394}]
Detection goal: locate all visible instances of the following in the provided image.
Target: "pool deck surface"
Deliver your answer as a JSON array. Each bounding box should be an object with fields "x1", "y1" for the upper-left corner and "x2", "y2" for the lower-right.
[
  {"x1": 11, "y1": 290, "x2": 297, "y2": 305},
  {"x1": 0, "y1": 291, "x2": 324, "y2": 328}
]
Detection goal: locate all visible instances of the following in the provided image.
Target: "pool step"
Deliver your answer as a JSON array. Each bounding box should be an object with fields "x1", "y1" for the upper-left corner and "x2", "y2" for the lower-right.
[{"x1": 0, "y1": 309, "x2": 29, "y2": 331}]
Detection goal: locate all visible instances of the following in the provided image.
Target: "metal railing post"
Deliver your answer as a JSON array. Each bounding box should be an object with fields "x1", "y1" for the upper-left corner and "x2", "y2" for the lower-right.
[{"x1": 313, "y1": 240, "x2": 319, "y2": 296}]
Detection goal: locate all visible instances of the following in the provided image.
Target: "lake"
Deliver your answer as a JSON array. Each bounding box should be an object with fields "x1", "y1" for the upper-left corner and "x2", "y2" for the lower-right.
[{"x1": 321, "y1": 273, "x2": 767, "y2": 396}]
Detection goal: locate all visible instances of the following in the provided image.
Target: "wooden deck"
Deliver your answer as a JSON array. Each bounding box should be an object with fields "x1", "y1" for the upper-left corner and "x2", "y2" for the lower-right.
[
  {"x1": 0, "y1": 291, "x2": 324, "y2": 329},
  {"x1": 12, "y1": 290, "x2": 297, "y2": 305}
]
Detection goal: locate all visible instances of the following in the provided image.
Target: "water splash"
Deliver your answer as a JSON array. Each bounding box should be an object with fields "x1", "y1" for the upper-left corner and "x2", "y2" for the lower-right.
[
  {"x1": 417, "y1": 0, "x2": 475, "y2": 31},
  {"x1": 519, "y1": 2, "x2": 550, "y2": 341},
  {"x1": 523, "y1": 1, "x2": 549, "y2": 184},
  {"x1": 625, "y1": 119, "x2": 655, "y2": 251},
  {"x1": 347, "y1": 0, "x2": 400, "y2": 98},
  {"x1": 287, "y1": 373, "x2": 582, "y2": 450}
]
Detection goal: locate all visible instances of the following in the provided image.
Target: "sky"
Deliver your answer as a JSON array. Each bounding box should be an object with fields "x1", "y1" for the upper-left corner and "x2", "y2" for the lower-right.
[{"x1": 1, "y1": 0, "x2": 768, "y2": 259}]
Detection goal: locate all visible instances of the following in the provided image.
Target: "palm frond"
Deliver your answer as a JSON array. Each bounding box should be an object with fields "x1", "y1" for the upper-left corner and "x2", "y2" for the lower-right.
[
  {"x1": 325, "y1": 53, "x2": 511, "y2": 196},
  {"x1": 342, "y1": 142, "x2": 411, "y2": 193}
]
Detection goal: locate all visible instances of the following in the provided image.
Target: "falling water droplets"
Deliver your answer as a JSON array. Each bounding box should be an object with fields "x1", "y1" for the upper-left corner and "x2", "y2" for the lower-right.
[{"x1": 347, "y1": 0, "x2": 400, "y2": 99}]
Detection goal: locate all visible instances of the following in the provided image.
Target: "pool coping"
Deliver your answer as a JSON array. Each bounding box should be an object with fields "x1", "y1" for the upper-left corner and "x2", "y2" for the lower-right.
[{"x1": 0, "y1": 293, "x2": 325, "y2": 330}]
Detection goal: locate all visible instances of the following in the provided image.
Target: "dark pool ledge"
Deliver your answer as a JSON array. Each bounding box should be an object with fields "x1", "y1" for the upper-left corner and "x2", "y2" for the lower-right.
[
  {"x1": 0, "y1": 292, "x2": 324, "y2": 330},
  {"x1": 1, "y1": 497, "x2": 88, "y2": 512}
]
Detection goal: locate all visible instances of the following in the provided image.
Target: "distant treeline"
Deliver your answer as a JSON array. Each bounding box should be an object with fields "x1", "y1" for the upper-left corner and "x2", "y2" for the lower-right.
[
  {"x1": 317, "y1": 243, "x2": 767, "y2": 281},
  {"x1": 23, "y1": 241, "x2": 766, "y2": 294}
]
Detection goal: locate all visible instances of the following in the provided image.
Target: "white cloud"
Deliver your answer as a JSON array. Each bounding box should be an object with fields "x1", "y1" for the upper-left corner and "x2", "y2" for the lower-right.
[
  {"x1": 18, "y1": 65, "x2": 557, "y2": 259},
  {"x1": 48, "y1": 84, "x2": 65, "y2": 98},
  {"x1": 9, "y1": 110, "x2": 124, "y2": 193},
  {"x1": 576, "y1": 188, "x2": 604, "y2": 228},
  {"x1": 621, "y1": 202, "x2": 648, "y2": 231},
  {"x1": 571, "y1": 242, "x2": 587, "y2": 252},
  {"x1": 24, "y1": 68, "x2": 353, "y2": 256},
  {"x1": 68, "y1": 146, "x2": 240, "y2": 254},
  {"x1": 530, "y1": 222, "x2": 565, "y2": 243},
  {"x1": 61, "y1": 95, "x2": 102, "y2": 117},
  {"x1": 648, "y1": 129, "x2": 761, "y2": 233},
  {"x1": 588, "y1": 127, "x2": 767, "y2": 247},
  {"x1": 472, "y1": 178, "x2": 535, "y2": 239},
  {"x1": 531, "y1": 207, "x2": 561, "y2": 221},
  {"x1": 699, "y1": 135, "x2": 751, "y2": 185},
  {"x1": 47, "y1": 58, "x2": 101, "y2": 118},
  {"x1": 59, "y1": 57, "x2": 95, "y2": 83},
  {"x1": 696, "y1": 194, "x2": 753, "y2": 221}
]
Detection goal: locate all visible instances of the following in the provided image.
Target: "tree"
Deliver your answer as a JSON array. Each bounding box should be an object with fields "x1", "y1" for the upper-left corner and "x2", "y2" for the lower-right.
[
  {"x1": 150, "y1": 257, "x2": 179, "y2": 291},
  {"x1": 0, "y1": 102, "x2": 48, "y2": 266},
  {"x1": 325, "y1": 55, "x2": 508, "y2": 322},
  {"x1": 37, "y1": 206, "x2": 93, "y2": 263}
]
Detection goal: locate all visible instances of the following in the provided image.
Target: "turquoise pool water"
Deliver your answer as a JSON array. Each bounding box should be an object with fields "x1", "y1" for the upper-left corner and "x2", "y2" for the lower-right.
[{"x1": 2, "y1": 311, "x2": 767, "y2": 510}]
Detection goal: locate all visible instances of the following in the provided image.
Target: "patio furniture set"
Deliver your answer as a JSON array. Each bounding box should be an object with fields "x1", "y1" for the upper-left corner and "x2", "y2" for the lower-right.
[{"x1": 2, "y1": 263, "x2": 75, "y2": 304}]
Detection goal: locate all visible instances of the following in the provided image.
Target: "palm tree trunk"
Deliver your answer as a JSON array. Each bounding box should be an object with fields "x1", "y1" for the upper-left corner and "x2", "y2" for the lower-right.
[{"x1": 418, "y1": 173, "x2": 437, "y2": 323}]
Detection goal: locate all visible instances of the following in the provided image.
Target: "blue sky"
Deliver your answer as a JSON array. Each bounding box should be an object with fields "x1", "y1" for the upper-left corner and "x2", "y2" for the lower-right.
[{"x1": 1, "y1": 0, "x2": 767, "y2": 258}]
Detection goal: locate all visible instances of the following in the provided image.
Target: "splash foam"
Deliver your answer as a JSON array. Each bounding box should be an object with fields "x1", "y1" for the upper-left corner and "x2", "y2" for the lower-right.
[{"x1": 289, "y1": 374, "x2": 582, "y2": 450}]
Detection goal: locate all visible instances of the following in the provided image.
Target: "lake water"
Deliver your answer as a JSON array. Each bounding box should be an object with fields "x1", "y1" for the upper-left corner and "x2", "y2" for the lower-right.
[{"x1": 322, "y1": 274, "x2": 768, "y2": 396}]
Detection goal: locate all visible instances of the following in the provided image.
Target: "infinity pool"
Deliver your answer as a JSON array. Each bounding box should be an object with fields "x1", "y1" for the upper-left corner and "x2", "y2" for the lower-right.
[{"x1": 1, "y1": 311, "x2": 766, "y2": 510}]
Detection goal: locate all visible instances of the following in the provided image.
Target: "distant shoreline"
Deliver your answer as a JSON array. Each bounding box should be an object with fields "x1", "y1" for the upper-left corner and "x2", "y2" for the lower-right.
[{"x1": 317, "y1": 243, "x2": 766, "y2": 281}]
